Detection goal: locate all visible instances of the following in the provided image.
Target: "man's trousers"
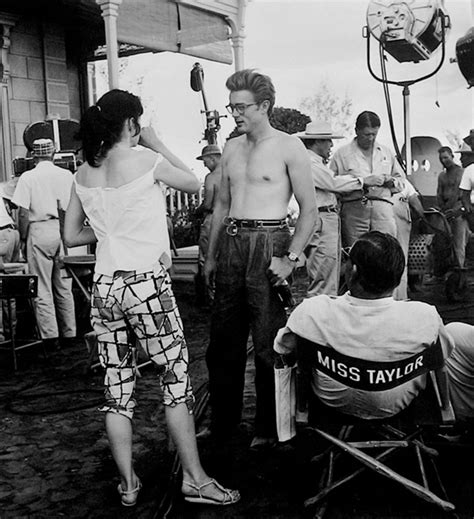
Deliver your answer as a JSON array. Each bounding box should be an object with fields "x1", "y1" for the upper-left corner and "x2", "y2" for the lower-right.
[
  {"x1": 27, "y1": 220, "x2": 76, "y2": 340},
  {"x1": 206, "y1": 225, "x2": 291, "y2": 438}
]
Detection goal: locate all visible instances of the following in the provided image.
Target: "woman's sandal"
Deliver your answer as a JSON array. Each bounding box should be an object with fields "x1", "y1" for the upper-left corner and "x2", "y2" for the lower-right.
[
  {"x1": 117, "y1": 478, "x2": 142, "y2": 507},
  {"x1": 182, "y1": 478, "x2": 240, "y2": 506}
]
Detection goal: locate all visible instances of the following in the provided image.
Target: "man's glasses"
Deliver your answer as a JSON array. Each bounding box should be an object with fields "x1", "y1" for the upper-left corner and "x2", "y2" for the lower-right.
[{"x1": 225, "y1": 102, "x2": 259, "y2": 115}]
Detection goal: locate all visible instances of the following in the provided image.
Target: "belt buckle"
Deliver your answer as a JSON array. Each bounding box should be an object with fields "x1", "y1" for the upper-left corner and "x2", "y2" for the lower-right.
[
  {"x1": 226, "y1": 224, "x2": 238, "y2": 236},
  {"x1": 256, "y1": 220, "x2": 264, "y2": 228},
  {"x1": 223, "y1": 216, "x2": 238, "y2": 236},
  {"x1": 361, "y1": 196, "x2": 368, "y2": 206}
]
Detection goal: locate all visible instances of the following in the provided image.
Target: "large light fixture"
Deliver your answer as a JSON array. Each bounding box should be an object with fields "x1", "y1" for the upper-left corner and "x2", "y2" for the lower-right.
[{"x1": 366, "y1": 0, "x2": 450, "y2": 63}]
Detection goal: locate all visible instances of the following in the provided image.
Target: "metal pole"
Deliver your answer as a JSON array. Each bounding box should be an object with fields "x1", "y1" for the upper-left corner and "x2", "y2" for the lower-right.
[{"x1": 403, "y1": 85, "x2": 412, "y2": 177}]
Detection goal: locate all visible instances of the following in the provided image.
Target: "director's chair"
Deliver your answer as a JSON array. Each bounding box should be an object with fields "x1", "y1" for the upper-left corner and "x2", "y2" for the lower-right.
[{"x1": 295, "y1": 337, "x2": 456, "y2": 516}]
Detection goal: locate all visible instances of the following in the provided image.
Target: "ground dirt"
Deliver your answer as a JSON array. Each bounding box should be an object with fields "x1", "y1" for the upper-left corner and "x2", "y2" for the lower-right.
[{"x1": 0, "y1": 261, "x2": 473, "y2": 518}]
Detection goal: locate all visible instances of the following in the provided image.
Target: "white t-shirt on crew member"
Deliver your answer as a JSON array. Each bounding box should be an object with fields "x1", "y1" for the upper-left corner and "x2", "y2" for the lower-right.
[
  {"x1": 12, "y1": 161, "x2": 73, "y2": 221},
  {"x1": 459, "y1": 163, "x2": 474, "y2": 204}
]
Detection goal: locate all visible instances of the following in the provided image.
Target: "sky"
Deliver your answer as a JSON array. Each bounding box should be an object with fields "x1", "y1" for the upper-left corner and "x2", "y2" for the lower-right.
[{"x1": 95, "y1": 0, "x2": 474, "y2": 180}]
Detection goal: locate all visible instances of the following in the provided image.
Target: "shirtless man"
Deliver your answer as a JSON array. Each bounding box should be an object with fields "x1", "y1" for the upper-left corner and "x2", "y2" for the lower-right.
[
  {"x1": 437, "y1": 146, "x2": 468, "y2": 267},
  {"x1": 204, "y1": 69, "x2": 316, "y2": 449}
]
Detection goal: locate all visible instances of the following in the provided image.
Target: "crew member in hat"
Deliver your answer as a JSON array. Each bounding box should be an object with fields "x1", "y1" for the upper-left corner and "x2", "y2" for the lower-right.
[
  {"x1": 195, "y1": 144, "x2": 221, "y2": 271},
  {"x1": 459, "y1": 132, "x2": 474, "y2": 221},
  {"x1": 12, "y1": 138, "x2": 76, "y2": 348},
  {"x1": 297, "y1": 121, "x2": 385, "y2": 296}
]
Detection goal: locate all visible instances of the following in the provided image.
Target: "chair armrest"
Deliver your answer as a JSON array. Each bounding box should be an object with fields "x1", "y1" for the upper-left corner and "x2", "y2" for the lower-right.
[
  {"x1": 430, "y1": 370, "x2": 456, "y2": 424},
  {"x1": 295, "y1": 363, "x2": 309, "y2": 426}
]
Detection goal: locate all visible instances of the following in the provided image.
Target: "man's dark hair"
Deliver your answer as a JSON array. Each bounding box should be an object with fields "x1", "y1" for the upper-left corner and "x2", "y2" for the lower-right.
[
  {"x1": 349, "y1": 231, "x2": 405, "y2": 295},
  {"x1": 438, "y1": 146, "x2": 453, "y2": 156},
  {"x1": 355, "y1": 111, "x2": 381, "y2": 130},
  {"x1": 225, "y1": 69, "x2": 276, "y2": 115}
]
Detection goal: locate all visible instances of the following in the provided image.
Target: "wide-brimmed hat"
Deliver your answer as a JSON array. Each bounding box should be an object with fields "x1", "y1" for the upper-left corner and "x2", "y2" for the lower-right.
[
  {"x1": 196, "y1": 144, "x2": 222, "y2": 160},
  {"x1": 295, "y1": 121, "x2": 344, "y2": 140},
  {"x1": 32, "y1": 138, "x2": 55, "y2": 157},
  {"x1": 454, "y1": 140, "x2": 474, "y2": 154}
]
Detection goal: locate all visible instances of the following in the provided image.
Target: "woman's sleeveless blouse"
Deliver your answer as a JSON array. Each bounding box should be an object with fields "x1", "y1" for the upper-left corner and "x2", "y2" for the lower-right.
[{"x1": 74, "y1": 156, "x2": 171, "y2": 276}]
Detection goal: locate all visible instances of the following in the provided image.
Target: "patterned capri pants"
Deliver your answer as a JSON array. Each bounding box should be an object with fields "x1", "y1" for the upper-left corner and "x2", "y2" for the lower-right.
[{"x1": 91, "y1": 262, "x2": 194, "y2": 420}]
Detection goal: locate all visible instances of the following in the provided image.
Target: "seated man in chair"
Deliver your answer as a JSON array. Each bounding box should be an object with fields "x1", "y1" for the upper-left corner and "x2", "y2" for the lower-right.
[{"x1": 274, "y1": 231, "x2": 474, "y2": 422}]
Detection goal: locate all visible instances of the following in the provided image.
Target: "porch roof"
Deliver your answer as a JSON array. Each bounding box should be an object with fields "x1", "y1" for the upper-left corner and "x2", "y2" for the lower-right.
[{"x1": 0, "y1": 0, "x2": 233, "y2": 64}]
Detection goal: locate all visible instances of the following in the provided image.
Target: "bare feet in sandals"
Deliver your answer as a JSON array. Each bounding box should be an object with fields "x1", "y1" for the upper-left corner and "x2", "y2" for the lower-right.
[
  {"x1": 182, "y1": 478, "x2": 240, "y2": 506},
  {"x1": 117, "y1": 476, "x2": 142, "y2": 507}
]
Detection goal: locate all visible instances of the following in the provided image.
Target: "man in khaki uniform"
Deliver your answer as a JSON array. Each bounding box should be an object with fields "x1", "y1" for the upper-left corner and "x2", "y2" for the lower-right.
[{"x1": 12, "y1": 139, "x2": 76, "y2": 346}]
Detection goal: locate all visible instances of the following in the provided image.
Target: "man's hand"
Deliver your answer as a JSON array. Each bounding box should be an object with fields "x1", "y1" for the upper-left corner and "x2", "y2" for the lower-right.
[
  {"x1": 267, "y1": 256, "x2": 295, "y2": 286},
  {"x1": 203, "y1": 256, "x2": 217, "y2": 292},
  {"x1": 363, "y1": 174, "x2": 385, "y2": 187}
]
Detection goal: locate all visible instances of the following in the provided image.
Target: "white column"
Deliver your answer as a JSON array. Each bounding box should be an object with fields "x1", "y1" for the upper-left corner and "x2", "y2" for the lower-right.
[
  {"x1": 96, "y1": 0, "x2": 122, "y2": 89},
  {"x1": 0, "y1": 16, "x2": 17, "y2": 182},
  {"x1": 227, "y1": 0, "x2": 249, "y2": 71}
]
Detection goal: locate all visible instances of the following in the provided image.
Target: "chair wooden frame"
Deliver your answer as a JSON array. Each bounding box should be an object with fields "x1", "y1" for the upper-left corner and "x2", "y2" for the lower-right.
[
  {"x1": 0, "y1": 273, "x2": 44, "y2": 370},
  {"x1": 295, "y1": 337, "x2": 456, "y2": 516}
]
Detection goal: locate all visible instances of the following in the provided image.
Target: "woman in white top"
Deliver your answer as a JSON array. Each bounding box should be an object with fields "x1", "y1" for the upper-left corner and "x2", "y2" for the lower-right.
[{"x1": 64, "y1": 89, "x2": 239, "y2": 507}]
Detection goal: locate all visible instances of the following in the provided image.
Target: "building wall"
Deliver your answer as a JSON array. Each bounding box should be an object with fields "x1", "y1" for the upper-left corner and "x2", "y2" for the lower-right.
[{"x1": 7, "y1": 18, "x2": 82, "y2": 165}]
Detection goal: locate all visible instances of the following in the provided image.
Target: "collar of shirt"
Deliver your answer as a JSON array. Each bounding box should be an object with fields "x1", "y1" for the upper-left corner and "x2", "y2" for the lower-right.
[
  {"x1": 344, "y1": 292, "x2": 394, "y2": 306},
  {"x1": 308, "y1": 149, "x2": 326, "y2": 165},
  {"x1": 350, "y1": 138, "x2": 384, "y2": 158}
]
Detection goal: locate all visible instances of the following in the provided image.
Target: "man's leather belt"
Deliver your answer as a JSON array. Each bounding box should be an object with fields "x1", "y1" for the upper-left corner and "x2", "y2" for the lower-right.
[
  {"x1": 0, "y1": 224, "x2": 15, "y2": 231},
  {"x1": 343, "y1": 196, "x2": 393, "y2": 206},
  {"x1": 318, "y1": 205, "x2": 338, "y2": 213},
  {"x1": 227, "y1": 218, "x2": 287, "y2": 228}
]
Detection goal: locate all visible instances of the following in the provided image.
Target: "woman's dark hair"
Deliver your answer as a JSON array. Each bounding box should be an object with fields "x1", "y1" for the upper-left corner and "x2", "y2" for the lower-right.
[
  {"x1": 77, "y1": 89, "x2": 143, "y2": 167},
  {"x1": 349, "y1": 231, "x2": 405, "y2": 295},
  {"x1": 355, "y1": 111, "x2": 381, "y2": 131}
]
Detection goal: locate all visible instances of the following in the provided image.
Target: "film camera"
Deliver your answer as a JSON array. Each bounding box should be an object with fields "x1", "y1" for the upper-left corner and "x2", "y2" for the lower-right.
[{"x1": 13, "y1": 118, "x2": 81, "y2": 176}]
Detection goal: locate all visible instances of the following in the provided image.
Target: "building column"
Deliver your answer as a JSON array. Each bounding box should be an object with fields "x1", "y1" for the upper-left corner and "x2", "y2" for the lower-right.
[
  {"x1": 96, "y1": 0, "x2": 122, "y2": 89},
  {"x1": 0, "y1": 15, "x2": 17, "y2": 182},
  {"x1": 227, "y1": 0, "x2": 249, "y2": 71}
]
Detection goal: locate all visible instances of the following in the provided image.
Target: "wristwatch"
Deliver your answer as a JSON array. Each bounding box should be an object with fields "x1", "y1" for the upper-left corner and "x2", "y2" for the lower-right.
[{"x1": 285, "y1": 251, "x2": 299, "y2": 263}]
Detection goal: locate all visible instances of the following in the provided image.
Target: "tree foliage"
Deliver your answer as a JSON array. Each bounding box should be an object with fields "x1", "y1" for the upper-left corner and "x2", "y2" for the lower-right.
[
  {"x1": 227, "y1": 106, "x2": 311, "y2": 139},
  {"x1": 299, "y1": 81, "x2": 353, "y2": 137},
  {"x1": 444, "y1": 129, "x2": 462, "y2": 151},
  {"x1": 269, "y1": 106, "x2": 311, "y2": 134}
]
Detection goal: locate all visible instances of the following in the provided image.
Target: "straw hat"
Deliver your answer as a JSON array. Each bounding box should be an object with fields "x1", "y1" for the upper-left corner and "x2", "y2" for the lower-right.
[
  {"x1": 295, "y1": 121, "x2": 344, "y2": 140},
  {"x1": 196, "y1": 144, "x2": 221, "y2": 160},
  {"x1": 32, "y1": 138, "x2": 55, "y2": 157}
]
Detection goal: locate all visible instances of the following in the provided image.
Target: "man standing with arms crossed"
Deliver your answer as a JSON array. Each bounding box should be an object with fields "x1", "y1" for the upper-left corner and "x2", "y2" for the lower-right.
[
  {"x1": 297, "y1": 121, "x2": 384, "y2": 296},
  {"x1": 330, "y1": 111, "x2": 404, "y2": 247},
  {"x1": 204, "y1": 69, "x2": 316, "y2": 449}
]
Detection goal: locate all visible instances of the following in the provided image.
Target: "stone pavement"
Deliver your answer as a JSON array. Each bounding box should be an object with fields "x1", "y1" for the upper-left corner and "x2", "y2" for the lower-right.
[{"x1": 0, "y1": 267, "x2": 473, "y2": 518}]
